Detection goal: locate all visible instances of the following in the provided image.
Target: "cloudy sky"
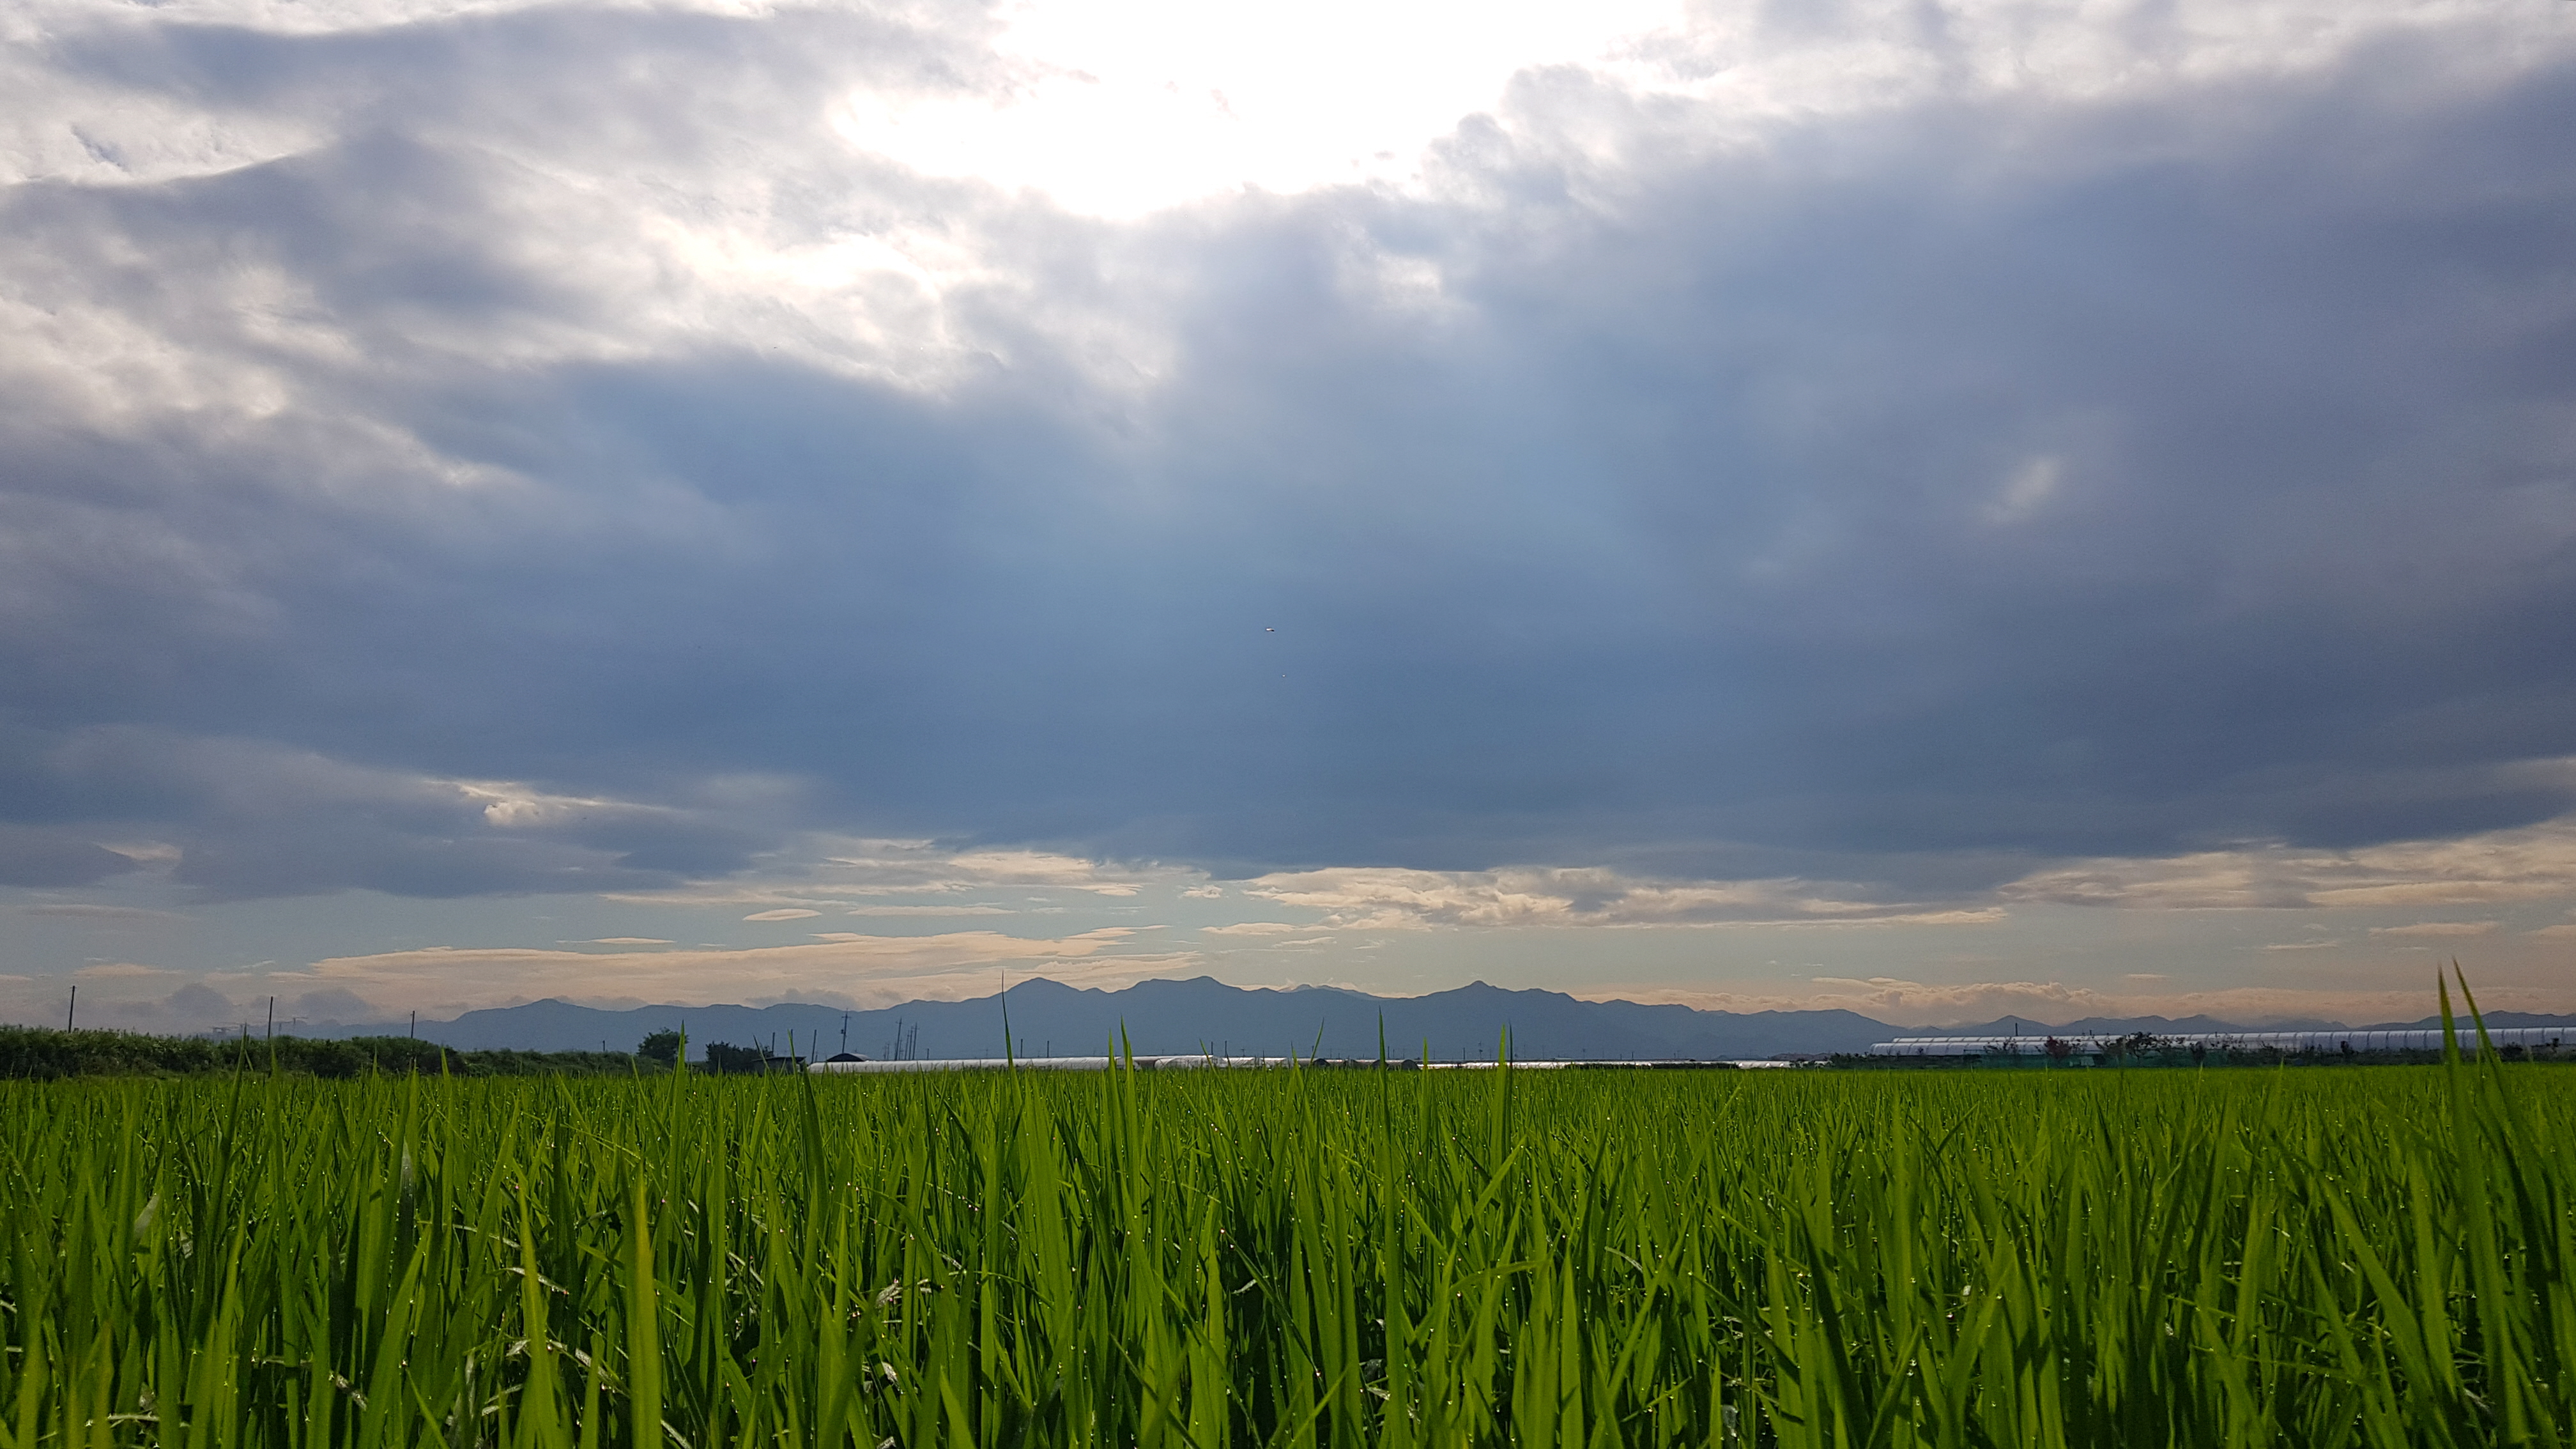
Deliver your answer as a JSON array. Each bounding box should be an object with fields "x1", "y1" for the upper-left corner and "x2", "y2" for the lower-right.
[{"x1": 5, "y1": 0, "x2": 2573, "y2": 1033}]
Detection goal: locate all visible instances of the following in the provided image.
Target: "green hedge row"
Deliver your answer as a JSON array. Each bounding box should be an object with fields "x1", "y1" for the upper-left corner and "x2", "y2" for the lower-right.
[{"x1": 0, "y1": 1025, "x2": 656, "y2": 1079}]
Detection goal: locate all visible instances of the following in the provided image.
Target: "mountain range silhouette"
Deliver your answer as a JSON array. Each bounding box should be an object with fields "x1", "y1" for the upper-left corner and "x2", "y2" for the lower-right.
[{"x1": 311, "y1": 976, "x2": 2576, "y2": 1060}]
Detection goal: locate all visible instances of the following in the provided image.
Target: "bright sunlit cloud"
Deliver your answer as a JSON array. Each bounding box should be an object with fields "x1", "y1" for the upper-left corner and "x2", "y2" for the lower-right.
[
  {"x1": 822, "y1": 0, "x2": 2536, "y2": 217},
  {"x1": 831, "y1": 0, "x2": 1687, "y2": 215}
]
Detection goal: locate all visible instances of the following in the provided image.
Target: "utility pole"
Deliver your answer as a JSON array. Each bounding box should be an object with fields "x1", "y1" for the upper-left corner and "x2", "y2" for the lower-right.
[
  {"x1": 266, "y1": 996, "x2": 275, "y2": 1043},
  {"x1": 410, "y1": 1009, "x2": 417, "y2": 1039},
  {"x1": 66, "y1": 985, "x2": 75, "y2": 1032}
]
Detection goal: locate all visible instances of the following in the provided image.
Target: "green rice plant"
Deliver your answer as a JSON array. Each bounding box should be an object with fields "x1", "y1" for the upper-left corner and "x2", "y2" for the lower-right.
[{"x1": 0, "y1": 988, "x2": 2569, "y2": 1446}]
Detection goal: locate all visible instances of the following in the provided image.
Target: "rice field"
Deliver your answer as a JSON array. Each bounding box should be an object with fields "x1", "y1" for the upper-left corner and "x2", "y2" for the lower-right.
[{"x1": 1, "y1": 1015, "x2": 2570, "y2": 1446}]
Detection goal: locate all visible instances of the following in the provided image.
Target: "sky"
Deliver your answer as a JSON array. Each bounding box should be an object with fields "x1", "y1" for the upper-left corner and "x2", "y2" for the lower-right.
[{"x1": 4, "y1": 0, "x2": 2575, "y2": 1034}]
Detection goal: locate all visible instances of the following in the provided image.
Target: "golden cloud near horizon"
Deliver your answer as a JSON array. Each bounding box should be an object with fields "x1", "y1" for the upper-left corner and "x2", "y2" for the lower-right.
[
  {"x1": 1579, "y1": 976, "x2": 2576, "y2": 1029},
  {"x1": 2001, "y1": 818, "x2": 2576, "y2": 911},
  {"x1": 1240, "y1": 866, "x2": 2001, "y2": 930},
  {"x1": 12, "y1": 813, "x2": 2576, "y2": 1031},
  {"x1": 265, "y1": 929, "x2": 1201, "y2": 1016}
]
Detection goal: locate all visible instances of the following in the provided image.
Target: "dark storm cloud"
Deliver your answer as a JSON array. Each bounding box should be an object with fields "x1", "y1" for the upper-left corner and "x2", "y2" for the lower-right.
[
  {"x1": 0, "y1": 724, "x2": 762, "y2": 898},
  {"x1": 2, "y1": 7, "x2": 2572, "y2": 898}
]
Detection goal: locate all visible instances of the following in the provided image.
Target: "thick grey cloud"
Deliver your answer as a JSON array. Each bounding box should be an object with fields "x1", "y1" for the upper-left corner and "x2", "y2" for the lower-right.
[
  {"x1": 0, "y1": 723, "x2": 760, "y2": 896},
  {"x1": 2, "y1": 1, "x2": 2572, "y2": 900},
  {"x1": 0, "y1": 822, "x2": 135, "y2": 886}
]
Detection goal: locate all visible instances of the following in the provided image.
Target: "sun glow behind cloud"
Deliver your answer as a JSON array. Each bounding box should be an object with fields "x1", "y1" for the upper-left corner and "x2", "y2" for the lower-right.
[
  {"x1": 819, "y1": 0, "x2": 2543, "y2": 218},
  {"x1": 828, "y1": 0, "x2": 1687, "y2": 217}
]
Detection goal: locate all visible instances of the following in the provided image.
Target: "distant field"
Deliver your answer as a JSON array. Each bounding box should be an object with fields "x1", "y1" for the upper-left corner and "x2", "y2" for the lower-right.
[{"x1": 2, "y1": 1045, "x2": 2569, "y2": 1445}]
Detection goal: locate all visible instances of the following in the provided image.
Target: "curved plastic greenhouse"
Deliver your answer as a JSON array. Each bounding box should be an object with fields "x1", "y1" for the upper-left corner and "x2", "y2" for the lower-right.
[{"x1": 1868, "y1": 1025, "x2": 2568, "y2": 1057}]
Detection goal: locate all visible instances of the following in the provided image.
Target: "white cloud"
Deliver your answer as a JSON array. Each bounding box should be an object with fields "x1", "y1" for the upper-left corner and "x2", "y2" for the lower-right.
[
  {"x1": 1986, "y1": 454, "x2": 2063, "y2": 525},
  {"x1": 463, "y1": 782, "x2": 673, "y2": 830},
  {"x1": 275, "y1": 928, "x2": 1193, "y2": 1013},
  {"x1": 818, "y1": 0, "x2": 2562, "y2": 218},
  {"x1": 946, "y1": 850, "x2": 1163, "y2": 893},
  {"x1": 15, "y1": 903, "x2": 188, "y2": 921},
  {"x1": 2002, "y1": 814, "x2": 2576, "y2": 910},
  {"x1": 72, "y1": 961, "x2": 180, "y2": 979},
  {"x1": 1210, "y1": 824, "x2": 2576, "y2": 938},
  {"x1": 598, "y1": 838, "x2": 1208, "y2": 909},
  {"x1": 1585, "y1": 977, "x2": 2573, "y2": 1027},
  {"x1": 1244, "y1": 865, "x2": 2001, "y2": 930},
  {"x1": 832, "y1": 0, "x2": 1689, "y2": 216},
  {"x1": 742, "y1": 908, "x2": 822, "y2": 921},
  {"x1": 1804, "y1": 977, "x2": 2120, "y2": 1022}
]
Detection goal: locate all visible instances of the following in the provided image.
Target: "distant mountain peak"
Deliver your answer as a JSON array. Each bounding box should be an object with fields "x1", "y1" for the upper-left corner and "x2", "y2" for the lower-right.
[{"x1": 337, "y1": 976, "x2": 1912, "y2": 1059}]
